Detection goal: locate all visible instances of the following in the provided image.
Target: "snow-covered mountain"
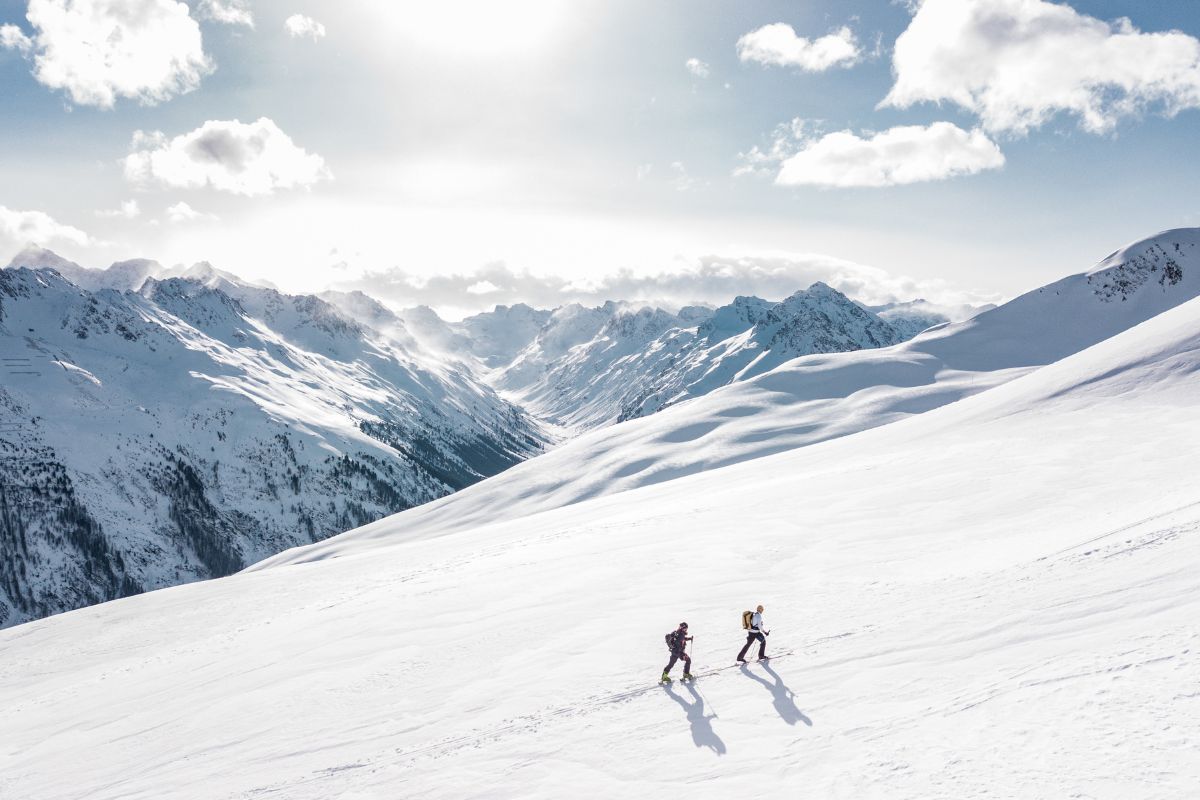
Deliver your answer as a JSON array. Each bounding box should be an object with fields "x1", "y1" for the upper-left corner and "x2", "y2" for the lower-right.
[
  {"x1": 0, "y1": 252, "x2": 960, "y2": 627},
  {"x1": 0, "y1": 260, "x2": 547, "y2": 628},
  {"x1": 490, "y1": 283, "x2": 907, "y2": 430},
  {"x1": 3, "y1": 230, "x2": 1180, "y2": 629},
  {"x1": 3, "y1": 230, "x2": 1200, "y2": 798},
  {"x1": 267, "y1": 228, "x2": 1200, "y2": 545}
]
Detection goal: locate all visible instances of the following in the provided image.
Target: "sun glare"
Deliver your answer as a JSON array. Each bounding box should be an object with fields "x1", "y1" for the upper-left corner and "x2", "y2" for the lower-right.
[{"x1": 383, "y1": 0, "x2": 569, "y2": 57}]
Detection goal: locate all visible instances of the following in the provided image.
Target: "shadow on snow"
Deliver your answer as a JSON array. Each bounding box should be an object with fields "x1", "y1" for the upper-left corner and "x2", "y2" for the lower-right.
[
  {"x1": 662, "y1": 682, "x2": 726, "y2": 755},
  {"x1": 740, "y1": 662, "x2": 812, "y2": 727}
]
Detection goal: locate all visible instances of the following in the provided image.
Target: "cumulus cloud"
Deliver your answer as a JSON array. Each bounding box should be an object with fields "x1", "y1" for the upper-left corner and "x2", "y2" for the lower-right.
[
  {"x1": 0, "y1": 206, "x2": 90, "y2": 247},
  {"x1": 96, "y1": 199, "x2": 141, "y2": 219},
  {"x1": 198, "y1": 0, "x2": 253, "y2": 28},
  {"x1": 284, "y1": 14, "x2": 325, "y2": 40},
  {"x1": 774, "y1": 122, "x2": 1005, "y2": 188},
  {"x1": 165, "y1": 201, "x2": 216, "y2": 222},
  {"x1": 123, "y1": 117, "x2": 331, "y2": 196},
  {"x1": 737, "y1": 23, "x2": 860, "y2": 71},
  {"x1": 884, "y1": 0, "x2": 1200, "y2": 135},
  {"x1": 335, "y1": 254, "x2": 993, "y2": 317},
  {"x1": 18, "y1": 0, "x2": 211, "y2": 108},
  {"x1": 0, "y1": 23, "x2": 33, "y2": 54},
  {"x1": 685, "y1": 57, "x2": 710, "y2": 78}
]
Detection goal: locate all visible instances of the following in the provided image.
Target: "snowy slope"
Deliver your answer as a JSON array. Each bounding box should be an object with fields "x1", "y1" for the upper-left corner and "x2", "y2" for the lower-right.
[
  {"x1": 282, "y1": 228, "x2": 1200, "y2": 546},
  {"x1": 3, "y1": 284, "x2": 1200, "y2": 798},
  {"x1": 0, "y1": 264, "x2": 547, "y2": 627}
]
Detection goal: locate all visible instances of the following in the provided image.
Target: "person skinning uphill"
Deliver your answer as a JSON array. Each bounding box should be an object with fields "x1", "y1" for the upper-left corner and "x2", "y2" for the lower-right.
[
  {"x1": 661, "y1": 622, "x2": 694, "y2": 682},
  {"x1": 737, "y1": 604, "x2": 770, "y2": 663}
]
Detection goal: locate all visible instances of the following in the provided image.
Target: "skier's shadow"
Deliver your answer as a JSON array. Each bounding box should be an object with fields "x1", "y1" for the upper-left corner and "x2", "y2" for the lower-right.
[
  {"x1": 740, "y1": 662, "x2": 813, "y2": 726},
  {"x1": 662, "y1": 682, "x2": 727, "y2": 755}
]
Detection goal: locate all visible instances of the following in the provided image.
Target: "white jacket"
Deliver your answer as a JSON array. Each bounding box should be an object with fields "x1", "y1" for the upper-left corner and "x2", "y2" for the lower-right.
[{"x1": 750, "y1": 611, "x2": 765, "y2": 633}]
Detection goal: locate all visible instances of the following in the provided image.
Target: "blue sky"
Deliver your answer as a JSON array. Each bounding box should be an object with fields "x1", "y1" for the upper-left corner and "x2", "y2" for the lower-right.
[{"x1": 2, "y1": 0, "x2": 1200, "y2": 314}]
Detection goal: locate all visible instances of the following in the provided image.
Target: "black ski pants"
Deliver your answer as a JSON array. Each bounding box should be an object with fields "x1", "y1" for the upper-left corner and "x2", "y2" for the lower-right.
[
  {"x1": 738, "y1": 631, "x2": 766, "y2": 660},
  {"x1": 663, "y1": 649, "x2": 691, "y2": 675}
]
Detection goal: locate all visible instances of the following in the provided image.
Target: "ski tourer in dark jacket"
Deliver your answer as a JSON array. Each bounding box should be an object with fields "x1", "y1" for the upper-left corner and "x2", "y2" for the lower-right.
[{"x1": 662, "y1": 622, "x2": 693, "y2": 682}]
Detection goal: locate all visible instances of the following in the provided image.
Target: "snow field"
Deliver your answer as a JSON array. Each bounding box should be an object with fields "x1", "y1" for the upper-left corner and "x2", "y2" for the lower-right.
[{"x1": 3, "y1": 292, "x2": 1200, "y2": 797}]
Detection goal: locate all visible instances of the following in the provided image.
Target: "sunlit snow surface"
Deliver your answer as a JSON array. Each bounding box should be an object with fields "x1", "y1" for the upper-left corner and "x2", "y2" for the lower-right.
[{"x1": 3, "y1": 231, "x2": 1200, "y2": 797}]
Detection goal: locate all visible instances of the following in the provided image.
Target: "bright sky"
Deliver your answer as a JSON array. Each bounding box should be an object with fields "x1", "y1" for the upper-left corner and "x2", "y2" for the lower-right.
[{"x1": 2, "y1": 0, "x2": 1200, "y2": 313}]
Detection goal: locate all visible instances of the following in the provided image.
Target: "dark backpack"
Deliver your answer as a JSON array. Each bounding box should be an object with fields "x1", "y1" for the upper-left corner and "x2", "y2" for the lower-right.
[{"x1": 664, "y1": 629, "x2": 682, "y2": 651}]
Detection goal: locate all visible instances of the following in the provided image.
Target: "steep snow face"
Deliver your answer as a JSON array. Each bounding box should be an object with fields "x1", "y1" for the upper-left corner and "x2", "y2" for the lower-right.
[
  {"x1": 497, "y1": 284, "x2": 905, "y2": 430},
  {"x1": 0, "y1": 267, "x2": 547, "y2": 628},
  {"x1": 911, "y1": 227, "x2": 1200, "y2": 371},
  {"x1": 4, "y1": 294, "x2": 1200, "y2": 799},
  {"x1": 267, "y1": 228, "x2": 1200, "y2": 546}
]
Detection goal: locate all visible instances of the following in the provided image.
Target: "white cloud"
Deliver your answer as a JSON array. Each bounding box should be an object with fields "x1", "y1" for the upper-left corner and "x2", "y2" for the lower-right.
[
  {"x1": 198, "y1": 0, "x2": 253, "y2": 28},
  {"x1": 737, "y1": 23, "x2": 860, "y2": 71},
  {"x1": 21, "y1": 0, "x2": 211, "y2": 108},
  {"x1": 166, "y1": 201, "x2": 216, "y2": 222},
  {"x1": 0, "y1": 206, "x2": 90, "y2": 247},
  {"x1": 0, "y1": 24, "x2": 33, "y2": 55},
  {"x1": 124, "y1": 117, "x2": 331, "y2": 196},
  {"x1": 773, "y1": 123, "x2": 1004, "y2": 188},
  {"x1": 96, "y1": 199, "x2": 141, "y2": 219},
  {"x1": 284, "y1": 14, "x2": 325, "y2": 40},
  {"x1": 685, "y1": 57, "x2": 710, "y2": 79},
  {"x1": 337, "y1": 253, "x2": 993, "y2": 314},
  {"x1": 884, "y1": 0, "x2": 1200, "y2": 135}
]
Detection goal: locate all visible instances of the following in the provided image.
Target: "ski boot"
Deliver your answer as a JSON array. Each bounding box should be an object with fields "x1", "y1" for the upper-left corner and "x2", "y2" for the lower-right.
[
  {"x1": 661, "y1": 671, "x2": 672, "y2": 683},
  {"x1": 683, "y1": 673, "x2": 695, "y2": 681}
]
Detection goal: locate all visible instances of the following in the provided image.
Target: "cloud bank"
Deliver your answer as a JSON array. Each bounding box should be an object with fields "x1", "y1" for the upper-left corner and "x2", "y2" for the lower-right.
[
  {"x1": 337, "y1": 253, "x2": 992, "y2": 317},
  {"x1": 885, "y1": 0, "x2": 1200, "y2": 134},
  {"x1": 124, "y1": 118, "x2": 331, "y2": 196},
  {"x1": 737, "y1": 23, "x2": 860, "y2": 71},
  {"x1": 17, "y1": 0, "x2": 210, "y2": 108}
]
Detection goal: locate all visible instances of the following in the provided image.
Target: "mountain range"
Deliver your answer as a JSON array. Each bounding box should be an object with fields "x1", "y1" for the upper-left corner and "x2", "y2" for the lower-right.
[
  {"x1": 2, "y1": 227, "x2": 1199, "y2": 798},
  {"x1": 0, "y1": 246, "x2": 957, "y2": 626}
]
